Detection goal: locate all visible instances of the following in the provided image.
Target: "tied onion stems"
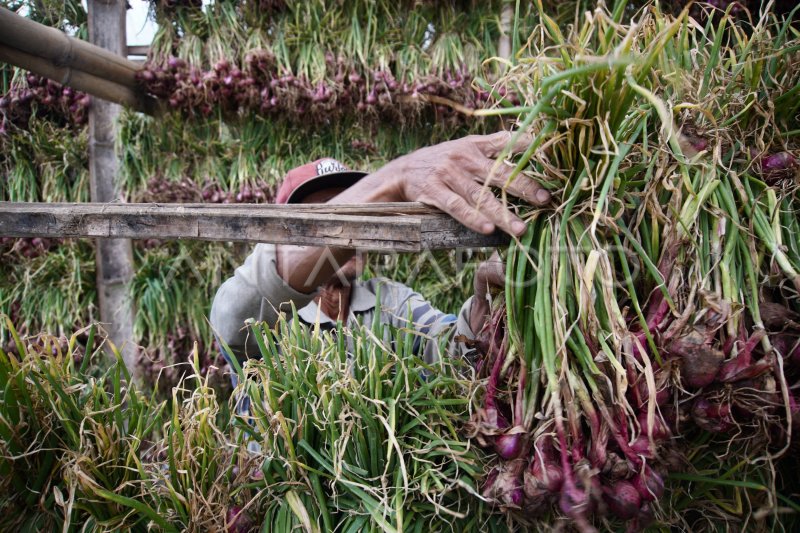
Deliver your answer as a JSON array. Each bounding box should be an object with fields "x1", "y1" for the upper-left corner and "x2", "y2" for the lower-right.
[{"x1": 467, "y1": 1, "x2": 800, "y2": 530}]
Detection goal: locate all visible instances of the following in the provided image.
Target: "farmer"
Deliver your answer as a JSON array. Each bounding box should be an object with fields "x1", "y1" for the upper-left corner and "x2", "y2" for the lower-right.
[{"x1": 210, "y1": 132, "x2": 549, "y2": 376}]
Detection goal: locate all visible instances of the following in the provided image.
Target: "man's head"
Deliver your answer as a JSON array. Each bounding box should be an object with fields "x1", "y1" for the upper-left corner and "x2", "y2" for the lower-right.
[
  {"x1": 275, "y1": 158, "x2": 367, "y2": 205},
  {"x1": 277, "y1": 159, "x2": 368, "y2": 293}
]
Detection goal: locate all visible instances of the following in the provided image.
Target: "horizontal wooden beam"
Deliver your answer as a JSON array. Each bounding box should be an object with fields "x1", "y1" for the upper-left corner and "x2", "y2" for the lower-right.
[
  {"x1": 0, "y1": 202, "x2": 507, "y2": 252},
  {"x1": 126, "y1": 45, "x2": 150, "y2": 57}
]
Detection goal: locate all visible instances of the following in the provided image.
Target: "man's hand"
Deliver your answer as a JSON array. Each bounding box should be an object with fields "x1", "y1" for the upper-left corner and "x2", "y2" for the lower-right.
[
  {"x1": 469, "y1": 251, "x2": 505, "y2": 334},
  {"x1": 363, "y1": 131, "x2": 550, "y2": 237},
  {"x1": 278, "y1": 131, "x2": 547, "y2": 293}
]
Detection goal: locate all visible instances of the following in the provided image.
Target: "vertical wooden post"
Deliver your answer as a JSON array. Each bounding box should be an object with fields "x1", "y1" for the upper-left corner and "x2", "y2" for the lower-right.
[{"x1": 88, "y1": 0, "x2": 139, "y2": 381}]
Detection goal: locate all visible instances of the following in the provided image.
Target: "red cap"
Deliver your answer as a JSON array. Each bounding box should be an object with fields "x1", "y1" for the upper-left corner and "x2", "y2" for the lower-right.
[{"x1": 275, "y1": 158, "x2": 368, "y2": 204}]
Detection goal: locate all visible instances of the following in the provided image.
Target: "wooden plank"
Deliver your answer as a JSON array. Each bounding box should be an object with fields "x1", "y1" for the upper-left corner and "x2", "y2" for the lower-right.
[
  {"x1": 126, "y1": 45, "x2": 150, "y2": 56},
  {"x1": 86, "y1": 201, "x2": 437, "y2": 215},
  {"x1": 0, "y1": 202, "x2": 507, "y2": 251},
  {"x1": 421, "y1": 215, "x2": 508, "y2": 249}
]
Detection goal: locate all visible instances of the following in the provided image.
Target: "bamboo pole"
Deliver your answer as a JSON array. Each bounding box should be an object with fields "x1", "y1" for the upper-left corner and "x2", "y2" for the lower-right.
[
  {"x1": 87, "y1": 0, "x2": 139, "y2": 382},
  {"x1": 0, "y1": 43, "x2": 158, "y2": 114},
  {"x1": 0, "y1": 6, "x2": 139, "y2": 88}
]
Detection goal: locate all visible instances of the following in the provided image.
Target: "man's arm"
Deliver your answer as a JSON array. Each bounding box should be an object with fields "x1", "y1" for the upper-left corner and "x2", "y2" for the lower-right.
[
  {"x1": 212, "y1": 132, "x2": 545, "y2": 357},
  {"x1": 210, "y1": 243, "x2": 318, "y2": 361},
  {"x1": 276, "y1": 132, "x2": 550, "y2": 292}
]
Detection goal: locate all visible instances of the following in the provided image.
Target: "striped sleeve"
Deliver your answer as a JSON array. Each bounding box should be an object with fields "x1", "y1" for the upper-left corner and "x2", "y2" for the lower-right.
[{"x1": 367, "y1": 278, "x2": 468, "y2": 364}]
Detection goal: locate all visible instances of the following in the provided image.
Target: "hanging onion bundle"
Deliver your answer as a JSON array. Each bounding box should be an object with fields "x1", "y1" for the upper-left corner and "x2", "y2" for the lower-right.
[
  {"x1": 136, "y1": 51, "x2": 502, "y2": 124},
  {"x1": 0, "y1": 73, "x2": 90, "y2": 132},
  {"x1": 467, "y1": 2, "x2": 800, "y2": 529}
]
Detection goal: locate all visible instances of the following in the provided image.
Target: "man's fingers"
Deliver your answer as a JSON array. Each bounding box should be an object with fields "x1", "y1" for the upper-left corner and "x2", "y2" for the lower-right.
[
  {"x1": 423, "y1": 187, "x2": 496, "y2": 235},
  {"x1": 453, "y1": 179, "x2": 527, "y2": 237},
  {"x1": 480, "y1": 253, "x2": 505, "y2": 283},
  {"x1": 473, "y1": 157, "x2": 551, "y2": 206},
  {"x1": 484, "y1": 259, "x2": 506, "y2": 287},
  {"x1": 473, "y1": 130, "x2": 534, "y2": 158},
  {"x1": 476, "y1": 253, "x2": 506, "y2": 293}
]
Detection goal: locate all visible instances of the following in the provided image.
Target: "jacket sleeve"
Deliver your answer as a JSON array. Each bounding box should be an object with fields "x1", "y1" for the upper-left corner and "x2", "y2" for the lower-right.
[
  {"x1": 366, "y1": 278, "x2": 478, "y2": 365},
  {"x1": 210, "y1": 243, "x2": 317, "y2": 362}
]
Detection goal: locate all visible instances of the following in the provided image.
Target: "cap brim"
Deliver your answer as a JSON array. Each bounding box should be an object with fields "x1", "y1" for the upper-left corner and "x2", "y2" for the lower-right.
[{"x1": 285, "y1": 170, "x2": 369, "y2": 204}]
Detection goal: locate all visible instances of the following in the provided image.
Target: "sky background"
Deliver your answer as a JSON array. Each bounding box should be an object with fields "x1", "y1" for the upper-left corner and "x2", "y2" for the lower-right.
[{"x1": 126, "y1": 0, "x2": 157, "y2": 46}]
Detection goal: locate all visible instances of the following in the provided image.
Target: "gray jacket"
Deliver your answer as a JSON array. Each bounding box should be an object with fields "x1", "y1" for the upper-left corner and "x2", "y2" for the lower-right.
[{"x1": 210, "y1": 243, "x2": 477, "y2": 365}]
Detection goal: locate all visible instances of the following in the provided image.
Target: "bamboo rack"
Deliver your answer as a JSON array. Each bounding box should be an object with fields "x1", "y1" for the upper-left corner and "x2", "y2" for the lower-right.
[
  {"x1": 0, "y1": 44, "x2": 156, "y2": 113},
  {"x1": 0, "y1": 6, "x2": 159, "y2": 114},
  {"x1": 0, "y1": 6, "x2": 136, "y2": 83},
  {"x1": 0, "y1": 202, "x2": 507, "y2": 252}
]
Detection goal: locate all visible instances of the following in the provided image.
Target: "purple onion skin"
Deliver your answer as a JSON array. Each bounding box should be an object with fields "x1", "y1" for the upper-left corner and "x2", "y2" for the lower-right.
[
  {"x1": 718, "y1": 330, "x2": 768, "y2": 382},
  {"x1": 558, "y1": 487, "x2": 594, "y2": 530},
  {"x1": 689, "y1": 136, "x2": 708, "y2": 152},
  {"x1": 790, "y1": 395, "x2": 800, "y2": 432},
  {"x1": 226, "y1": 505, "x2": 253, "y2": 533},
  {"x1": 691, "y1": 397, "x2": 734, "y2": 433},
  {"x1": 602, "y1": 452, "x2": 633, "y2": 482},
  {"x1": 134, "y1": 52, "x2": 490, "y2": 124},
  {"x1": 494, "y1": 431, "x2": 524, "y2": 460},
  {"x1": 772, "y1": 333, "x2": 799, "y2": 357},
  {"x1": 760, "y1": 301, "x2": 800, "y2": 331},
  {"x1": 526, "y1": 452, "x2": 564, "y2": 494},
  {"x1": 667, "y1": 329, "x2": 723, "y2": 388},
  {"x1": 608, "y1": 411, "x2": 646, "y2": 469},
  {"x1": 630, "y1": 436, "x2": 656, "y2": 459},
  {"x1": 636, "y1": 410, "x2": 670, "y2": 441},
  {"x1": 630, "y1": 289, "x2": 671, "y2": 363},
  {"x1": 646, "y1": 287, "x2": 672, "y2": 331},
  {"x1": 603, "y1": 480, "x2": 642, "y2": 520},
  {"x1": 470, "y1": 307, "x2": 519, "y2": 457},
  {"x1": 631, "y1": 466, "x2": 664, "y2": 503},
  {"x1": 632, "y1": 369, "x2": 670, "y2": 408},
  {"x1": 628, "y1": 503, "x2": 656, "y2": 533},
  {"x1": 482, "y1": 459, "x2": 525, "y2": 508},
  {"x1": 509, "y1": 486, "x2": 524, "y2": 507},
  {"x1": 482, "y1": 467, "x2": 499, "y2": 496},
  {"x1": 719, "y1": 353, "x2": 773, "y2": 383},
  {"x1": 759, "y1": 151, "x2": 799, "y2": 184}
]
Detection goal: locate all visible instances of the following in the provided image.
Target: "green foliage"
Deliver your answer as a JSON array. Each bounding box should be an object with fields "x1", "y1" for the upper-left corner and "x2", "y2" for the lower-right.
[
  {"x1": 0, "y1": 315, "x2": 497, "y2": 531},
  {"x1": 365, "y1": 250, "x2": 487, "y2": 316},
  {"x1": 472, "y1": 0, "x2": 800, "y2": 528},
  {"x1": 148, "y1": 0, "x2": 509, "y2": 76},
  {"x1": 224, "y1": 311, "x2": 496, "y2": 531},
  {"x1": 2, "y1": 0, "x2": 799, "y2": 530},
  {"x1": 0, "y1": 0, "x2": 86, "y2": 34},
  {"x1": 118, "y1": 111, "x2": 477, "y2": 196},
  {"x1": 0, "y1": 118, "x2": 90, "y2": 202},
  {"x1": 0, "y1": 319, "x2": 167, "y2": 532},
  {"x1": 2, "y1": 0, "x2": 496, "y2": 367},
  {"x1": 131, "y1": 241, "x2": 240, "y2": 348},
  {"x1": 0, "y1": 241, "x2": 95, "y2": 338}
]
